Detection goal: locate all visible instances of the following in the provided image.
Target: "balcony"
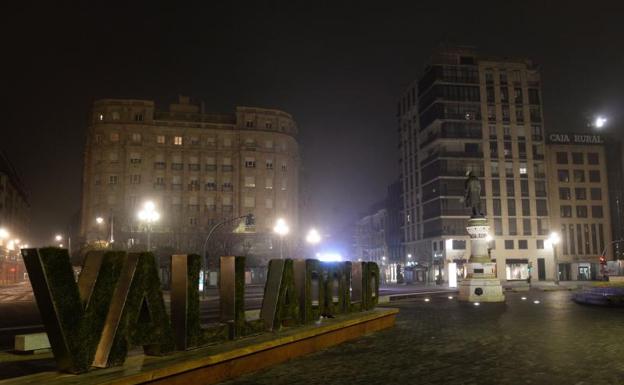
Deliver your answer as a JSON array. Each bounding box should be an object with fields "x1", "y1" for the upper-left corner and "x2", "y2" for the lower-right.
[
  {"x1": 205, "y1": 183, "x2": 217, "y2": 191},
  {"x1": 222, "y1": 165, "x2": 233, "y2": 172},
  {"x1": 171, "y1": 163, "x2": 183, "y2": 171},
  {"x1": 154, "y1": 162, "x2": 166, "y2": 170},
  {"x1": 205, "y1": 164, "x2": 217, "y2": 172},
  {"x1": 188, "y1": 164, "x2": 200, "y2": 171}
]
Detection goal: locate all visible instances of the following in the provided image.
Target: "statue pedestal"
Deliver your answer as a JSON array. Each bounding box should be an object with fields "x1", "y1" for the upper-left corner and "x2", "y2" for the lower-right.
[{"x1": 458, "y1": 217, "x2": 505, "y2": 303}]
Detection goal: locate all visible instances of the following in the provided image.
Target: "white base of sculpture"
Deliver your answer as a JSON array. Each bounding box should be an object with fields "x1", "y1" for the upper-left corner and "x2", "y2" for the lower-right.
[{"x1": 458, "y1": 218, "x2": 505, "y2": 303}]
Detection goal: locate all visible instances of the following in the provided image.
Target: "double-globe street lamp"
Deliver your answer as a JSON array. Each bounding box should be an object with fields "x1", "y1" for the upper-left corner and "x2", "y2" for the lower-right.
[
  {"x1": 305, "y1": 228, "x2": 321, "y2": 257},
  {"x1": 137, "y1": 201, "x2": 160, "y2": 251}
]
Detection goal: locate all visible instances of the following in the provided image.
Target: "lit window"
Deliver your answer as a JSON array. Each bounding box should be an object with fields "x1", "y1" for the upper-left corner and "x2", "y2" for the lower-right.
[
  {"x1": 519, "y1": 167, "x2": 527, "y2": 175},
  {"x1": 109, "y1": 175, "x2": 118, "y2": 184},
  {"x1": 245, "y1": 158, "x2": 256, "y2": 168},
  {"x1": 131, "y1": 133, "x2": 141, "y2": 142},
  {"x1": 244, "y1": 176, "x2": 256, "y2": 188},
  {"x1": 266, "y1": 159, "x2": 274, "y2": 170},
  {"x1": 98, "y1": 113, "x2": 104, "y2": 121},
  {"x1": 265, "y1": 122, "x2": 272, "y2": 129},
  {"x1": 174, "y1": 136, "x2": 183, "y2": 145},
  {"x1": 156, "y1": 135, "x2": 165, "y2": 144},
  {"x1": 110, "y1": 132, "x2": 119, "y2": 142}
]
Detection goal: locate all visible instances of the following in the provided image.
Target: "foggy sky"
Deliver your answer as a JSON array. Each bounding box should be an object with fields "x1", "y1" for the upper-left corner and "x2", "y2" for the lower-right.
[{"x1": 3, "y1": 2, "x2": 624, "y2": 246}]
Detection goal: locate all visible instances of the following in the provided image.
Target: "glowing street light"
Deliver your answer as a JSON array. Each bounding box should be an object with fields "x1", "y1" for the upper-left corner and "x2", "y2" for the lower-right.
[
  {"x1": 273, "y1": 218, "x2": 289, "y2": 259},
  {"x1": 96, "y1": 217, "x2": 104, "y2": 224},
  {"x1": 55, "y1": 234, "x2": 63, "y2": 242},
  {"x1": 549, "y1": 232, "x2": 561, "y2": 285},
  {"x1": 138, "y1": 201, "x2": 160, "y2": 251},
  {"x1": 594, "y1": 116, "x2": 607, "y2": 129},
  {"x1": 305, "y1": 228, "x2": 321, "y2": 245},
  {"x1": 0, "y1": 228, "x2": 9, "y2": 240}
]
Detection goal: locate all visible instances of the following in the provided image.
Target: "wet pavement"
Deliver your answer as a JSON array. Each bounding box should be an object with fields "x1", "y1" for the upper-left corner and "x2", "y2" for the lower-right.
[{"x1": 223, "y1": 291, "x2": 624, "y2": 385}]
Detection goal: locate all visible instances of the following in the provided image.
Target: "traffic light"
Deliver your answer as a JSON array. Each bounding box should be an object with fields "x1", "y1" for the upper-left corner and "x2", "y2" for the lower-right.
[
  {"x1": 527, "y1": 262, "x2": 533, "y2": 272},
  {"x1": 245, "y1": 214, "x2": 255, "y2": 226}
]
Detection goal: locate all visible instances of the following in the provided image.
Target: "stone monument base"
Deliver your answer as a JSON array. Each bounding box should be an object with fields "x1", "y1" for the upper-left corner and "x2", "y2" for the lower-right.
[
  {"x1": 458, "y1": 276, "x2": 505, "y2": 302},
  {"x1": 458, "y1": 260, "x2": 504, "y2": 302}
]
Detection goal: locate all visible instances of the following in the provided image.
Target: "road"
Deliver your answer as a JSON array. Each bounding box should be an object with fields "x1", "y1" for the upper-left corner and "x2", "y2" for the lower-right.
[{"x1": 0, "y1": 282, "x2": 453, "y2": 349}]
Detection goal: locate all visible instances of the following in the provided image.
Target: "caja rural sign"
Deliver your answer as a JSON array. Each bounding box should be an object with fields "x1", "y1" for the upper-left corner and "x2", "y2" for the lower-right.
[{"x1": 21, "y1": 248, "x2": 380, "y2": 374}]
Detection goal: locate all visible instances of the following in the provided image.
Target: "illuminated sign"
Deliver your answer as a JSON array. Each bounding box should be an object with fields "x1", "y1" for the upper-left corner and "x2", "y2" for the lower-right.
[{"x1": 547, "y1": 133, "x2": 604, "y2": 145}]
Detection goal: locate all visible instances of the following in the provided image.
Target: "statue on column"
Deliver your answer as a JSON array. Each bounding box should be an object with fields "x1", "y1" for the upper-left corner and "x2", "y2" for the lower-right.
[{"x1": 464, "y1": 171, "x2": 482, "y2": 218}]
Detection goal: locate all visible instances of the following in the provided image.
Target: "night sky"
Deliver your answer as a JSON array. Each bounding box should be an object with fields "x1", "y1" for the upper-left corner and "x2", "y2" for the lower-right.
[{"x1": 3, "y1": 2, "x2": 624, "y2": 246}]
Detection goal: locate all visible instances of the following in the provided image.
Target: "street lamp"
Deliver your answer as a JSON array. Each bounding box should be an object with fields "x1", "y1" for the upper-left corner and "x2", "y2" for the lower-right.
[
  {"x1": 55, "y1": 234, "x2": 62, "y2": 242},
  {"x1": 273, "y1": 218, "x2": 289, "y2": 259},
  {"x1": 549, "y1": 232, "x2": 561, "y2": 284},
  {"x1": 305, "y1": 228, "x2": 321, "y2": 245},
  {"x1": 137, "y1": 201, "x2": 160, "y2": 251},
  {"x1": 594, "y1": 116, "x2": 608, "y2": 129},
  {"x1": 96, "y1": 217, "x2": 104, "y2": 224}
]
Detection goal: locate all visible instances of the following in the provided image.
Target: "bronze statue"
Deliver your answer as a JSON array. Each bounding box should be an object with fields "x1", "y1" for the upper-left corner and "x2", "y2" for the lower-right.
[{"x1": 464, "y1": 171, "x2": 482, "y2": 217}]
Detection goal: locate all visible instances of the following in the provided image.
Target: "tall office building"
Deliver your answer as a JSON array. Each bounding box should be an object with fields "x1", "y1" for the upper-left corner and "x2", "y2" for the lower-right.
[
  {"x1": 546, "y1": 133, "x2": 612, "y2": 280},
  {"x1": 80, "y1": 97, "x2": 299, "y2": 260},
  {"x1": 398, "y1": 46, "x2": 553, "y2": 283}
]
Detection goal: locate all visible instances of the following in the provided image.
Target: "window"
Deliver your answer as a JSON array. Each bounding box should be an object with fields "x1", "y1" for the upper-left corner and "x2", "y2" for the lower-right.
[
  {"x1": 188, "y1": 178, "x2": 200, "y2": 191},
  {"x1": 205, "y1": 176, "x2": 217, "y2": 191},
  {"x1": 531, "y1": 125, "x2": 543, "y2": 141},
  {"x1": 131, "y1": 133, "x2": 141, "y2": 142},
  {"x1": 134, "y1": 113, "x2": 143, "y2": 121},
  {"x1": 174, "y1": 136, "x2": 183, "y2": 145},
  {"x1": 590, "y1": 188, "x2": 602, "y2": 200},
  {"x1": 560, "y1": 205, "x2": 572, "y2": 217},
  {"x1": 98, "y1": 113, "x2": 104, "y2": 121},
  {"x1": 205, "y1": 157, "x2": 217, "y2": 171},
  {"x1": 573, "y1": 170, "x2": 585, "y2": 183},
  {"x1": 519, "y1": 240, "x2": 528, "y2": 249},
  {"x1": 109, "y1": 152, "x2": 118, "y2": 162},
  {"x1": 265, "y1": 140, "x2": 274, "y2": 148},
  {"x1": 487, "y1": 105, "x2": 496, "y2": 121},
  {"x1": 266, "y1": 159, "x2": 274, "y2": 170},
  {"x1": 499, "y1": 71, "x2": 507, "y2": 84},
  {"x1": 245, "y1": 158, "x2": 256, "y2": 168},
  {"x1": 537, "y1": 218, "x2": 549, "y2": 235},
  {"x1": 521, "y1": 199, "x2": 530, "y2": 216},
  {"x1": 508, "y1": 218, "x2": 517, "y2": 235},
  {"x1": 206, "y1": 137, "x2": 216, "y2": 147},
  {"x1": 519, "y1": 163, "x2": 527, "y2": 175},
  {"x1": 522, "y1": 219, "x2": 531, "y2": 235},
  {"x1": 155, "y1": 176, "x2": 165, "y2": 186},
  {"x1": 505, "y1": 240, "x2": 514, "y2": 249},
  {"x1": 559, "y1": 188, "x2": 571, "y2": 200},
  {"x1": 157, "y1": 135, "x2": 165, "y2": 144},
  {"x1": 515, "y1": 105, "x2": 524, "y2": 122},
  {"x1": 500, "y1": 87, "x2": 509, "y2": 103},
  {"x1": 536, "y1": 200, "x2": 548, "y2": 216},
  {"x1": 514, "y1": 87, "x2": 523, "y2": 103},
  {"x1": 222, "y1": 157, "x2": 233, "y2": 172},
  {"x1": 576, "y1": 205, "x2": 588, "y2": 218},
  {"x1": 507, "y1": 199, "x2": 516, "y2": 216},
  {"x1": 281, "y1": 163, "x2": 288, "y2": 172},
  {"x1": 281, "y1": 178, "x2": 287, "y2": 191},
  {"x1": 528, "y1": 89, "x2": 540, "y2": 104},
  {"x1": 130, "y1": 175, "x2": 141, "y2": 184},
  {"x1": 246, "y1": 121, "x2": 254, "y2": 128},
  {"x1": 265, "y1": 198, "x2": 273, "y2": 208},
  {"x1": 110, "y1": 132, "x2": 119, "y2": 142},
  {"x1": 112, "y1": 111, "x2": 120, "y2": 120},
  {"x1": 557, "y1": 170, "x2": 570, "y2": 182},
  {"x1": 244, "y1": 197, "x2": 255, "y2": 208},
  {"x1": 536, "y1": 239, "x2": 544, "y2": 249},
  {"x1": 492, "y1": 179, "x2": 500, "y2": 196},
  {"x1": 189, "y1": 217, "x2": 198, "y2": 226},
  {"x1": 223, "y1": 138, "x2": 232, "y2": 147},
  {"x1": 491, "y1": 161, "x2": 499, "y2": 176},
  {"x1": 265, "y1": 178, "x2": 273, "y2": 189},
  {"x1": 244, "y1": 176, "x2": 256, "y2": 188},
  {"x1": 575, "y1": 188, "x2": 586, "y2": 200},
  {"x1": 265, "y1": 122, "x2": 272, "y2": 129},
  {"x1": 190, "y1": 136, "x2": 200, "y2": 145},
  {"x1": 506, "y1": 180, "x2": 515, "y2": 196},
  {"x1": 589, "y1": 170, "x2": 601, "y2": 182},
  {"x1": 130, "y1": 153, "x2": 141, "y2": 164},
  {"x1": 452, "y1": 240, "x2": 466, "y2": 250},
  {"x1": 109, "y1": 175, "x2": 118, "y2": 185},
  {"x1": 572, "y1": 152, "x2": 584, "y2": 164},
  {"x1": 556, "y1": 152, "x2": 568, "y2": 164},
  {"x1": 535, "y1": 181, "x2": 546, "y2": 197},
  {"x1": 494, "y1": 218, "x2": 503, "y2": 235},
  {"x1": 493, "y1": 199, "x2": 501, "y2": 216},
  {"x1": 592, "y1": 205, "x2": 604, "y2": 218},
  {"x1": 505, "y1": 162, "x2": 513, "y2": 177},
  {"x1": 587, "y1": 152, "x2": 599, "y2": 165},
  {"x1": 520, "y1": 180, "x2": 529, "y2": 197}
]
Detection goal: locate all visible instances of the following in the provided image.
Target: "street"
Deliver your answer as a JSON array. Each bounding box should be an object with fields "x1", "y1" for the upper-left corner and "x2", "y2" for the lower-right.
[{"x1": 0, "y1": 282, "x2": 450, "y2": 349}]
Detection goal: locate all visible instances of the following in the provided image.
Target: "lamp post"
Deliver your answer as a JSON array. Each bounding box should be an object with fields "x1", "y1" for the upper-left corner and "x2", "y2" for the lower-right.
[
  {"x1": 305, "y1": 228, "x2": 321, "y2": 258},
  {"x1": 273, "y1": 218, "x2": 289, "y2": 259},
  {"x1": 549, "y1": 232, "x2": 561, "y2": 284},
  {"x1": 0, "y1": 228, "x2": 9, "y2": 247},
  {"x1": 96, "y1": 216, "x2": 104, "y2": 244},
  {"x1": 137, "y1": 201, "x2": 160, "y2": 251}
]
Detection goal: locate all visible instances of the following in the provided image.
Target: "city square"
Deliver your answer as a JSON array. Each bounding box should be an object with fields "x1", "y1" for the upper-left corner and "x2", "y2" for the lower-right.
[{"x1": 2, "y1": 2, "x2": 624, "y2": 384}]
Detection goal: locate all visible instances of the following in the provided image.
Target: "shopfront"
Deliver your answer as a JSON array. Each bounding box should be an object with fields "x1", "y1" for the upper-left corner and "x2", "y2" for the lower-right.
[{"x1": 505, "y1": 258, "x2": 529, "y2": 281}]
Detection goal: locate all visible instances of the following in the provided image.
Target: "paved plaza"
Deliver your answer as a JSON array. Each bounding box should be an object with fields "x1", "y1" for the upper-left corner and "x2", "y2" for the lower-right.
[{"x1": 223, "y1": 291, "x2": 624, "y2": 385}]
